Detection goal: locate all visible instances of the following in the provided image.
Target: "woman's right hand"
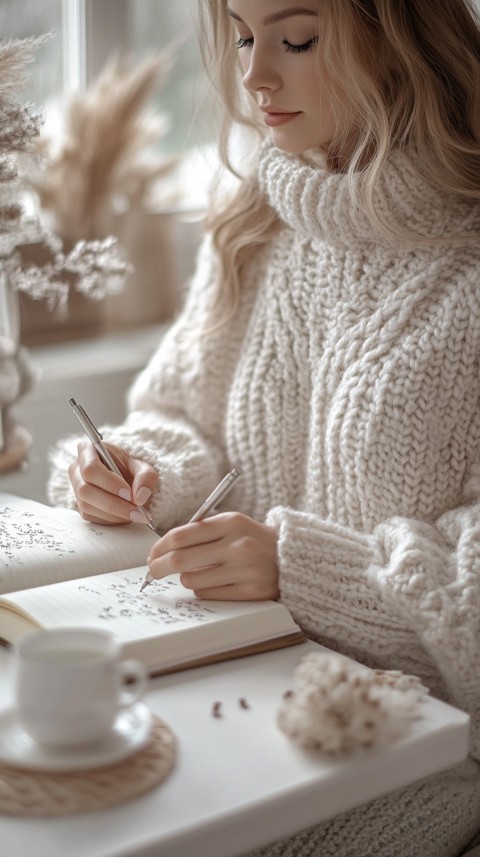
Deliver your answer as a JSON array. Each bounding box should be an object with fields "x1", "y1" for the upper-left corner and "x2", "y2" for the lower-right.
[{"x1": 68, "y1": 439, "x2": 159, "y2": 526}]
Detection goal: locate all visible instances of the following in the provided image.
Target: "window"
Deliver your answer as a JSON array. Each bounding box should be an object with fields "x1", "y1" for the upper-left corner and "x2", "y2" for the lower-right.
[
  {"x1": 0, "y1": 1, "x2": 212, "y2": 347},
  {"x1": 129, "y1": 1, "x2": 209, "y2": 155},
  {"x1": 0, "y1": 0, "x2": 63, "y2": 107},
  {"x1": 0, "y1": 0, "x2": 208, "y2": 157}
]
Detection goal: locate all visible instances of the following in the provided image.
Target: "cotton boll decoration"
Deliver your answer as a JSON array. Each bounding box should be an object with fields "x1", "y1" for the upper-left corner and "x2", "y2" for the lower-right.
[{"x1": 277, "y1": 651, "x2": 429, "y2": 754}]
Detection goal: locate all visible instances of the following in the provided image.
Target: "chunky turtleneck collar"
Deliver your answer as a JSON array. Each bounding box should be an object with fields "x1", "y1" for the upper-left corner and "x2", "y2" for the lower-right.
[{"x1": 257, "y1": 143, "x2": 479, "y2": 249}]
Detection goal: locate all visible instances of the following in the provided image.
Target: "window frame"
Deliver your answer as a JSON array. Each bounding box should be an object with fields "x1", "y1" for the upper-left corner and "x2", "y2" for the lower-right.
[{"x1": 63, "y1": 0, "x2": 132, "y2": 91}]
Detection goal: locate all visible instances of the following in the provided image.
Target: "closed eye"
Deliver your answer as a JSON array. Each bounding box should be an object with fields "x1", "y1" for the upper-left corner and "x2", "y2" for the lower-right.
[
  {"x1": 283, "y1": 36, "x2": 318, "y2": 53},
  {"x1": 235, "y1": 35, "x2": 318, "y2": 53},
  {"x1": 235, "y1": 36, "x2": 253, "y2": 49}
]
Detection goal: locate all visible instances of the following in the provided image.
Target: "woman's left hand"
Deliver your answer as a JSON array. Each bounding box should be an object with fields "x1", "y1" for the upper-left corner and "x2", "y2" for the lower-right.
[{"x1": 147, "y1": 512, "x2": 279, "y2": 600}]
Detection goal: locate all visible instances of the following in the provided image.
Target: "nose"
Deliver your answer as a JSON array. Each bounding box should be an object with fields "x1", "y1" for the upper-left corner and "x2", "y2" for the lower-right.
[{"x1": 242, "y1": 47, "x2": 281, "y2": 94}]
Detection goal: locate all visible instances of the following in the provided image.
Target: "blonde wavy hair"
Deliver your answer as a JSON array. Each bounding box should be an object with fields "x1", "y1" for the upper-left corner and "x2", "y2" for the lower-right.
[{"x1": 196, "y1": 0, "x2": 480, "y2": 322}]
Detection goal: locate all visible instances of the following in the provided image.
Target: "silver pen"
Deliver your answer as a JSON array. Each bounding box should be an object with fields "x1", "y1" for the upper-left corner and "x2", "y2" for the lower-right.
[
  {"x1": 68, "y1": 397, "x2": 159, "y2": 534},
  {"x1": 139, "y1": 465, "x2": 243, "y2": 592}
]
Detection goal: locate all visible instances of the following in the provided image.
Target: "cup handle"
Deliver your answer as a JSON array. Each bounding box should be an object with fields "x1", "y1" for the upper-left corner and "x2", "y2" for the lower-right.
[{"x1": 118, "y1": 659, "x2": 147, "y2": 708}]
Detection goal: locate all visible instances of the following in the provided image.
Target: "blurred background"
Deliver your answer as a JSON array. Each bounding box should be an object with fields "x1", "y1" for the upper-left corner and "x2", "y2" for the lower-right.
[
  {"x1": 0, "y1": 0, "x2": 209, "y2": 155},
  {"x1": 0, "y1": 0, "x2": 217, "y2": 337},
  {"x1": 0, "y1": 0, "x2": 218, "y2": 496}
]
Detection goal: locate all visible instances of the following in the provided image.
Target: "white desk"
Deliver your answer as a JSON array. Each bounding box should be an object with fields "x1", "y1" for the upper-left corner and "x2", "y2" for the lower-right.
[{"x1": 0, "y1": 641, "x2": 470, "y2": 857}]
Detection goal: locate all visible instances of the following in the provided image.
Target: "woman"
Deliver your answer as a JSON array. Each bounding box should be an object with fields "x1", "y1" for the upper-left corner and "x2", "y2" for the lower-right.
[{"x1": 49, "y1": 1, "x2": 480, "y2": 854}]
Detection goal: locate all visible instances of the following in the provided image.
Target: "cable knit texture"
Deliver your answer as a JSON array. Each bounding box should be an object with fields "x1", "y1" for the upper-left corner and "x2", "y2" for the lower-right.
[{"x1": 48, "y1": 144, "x2": 480, "y2": 856}]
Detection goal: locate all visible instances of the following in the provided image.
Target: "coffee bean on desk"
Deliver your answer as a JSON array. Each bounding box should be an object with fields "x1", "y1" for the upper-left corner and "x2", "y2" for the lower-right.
[
  {"x1": 239, "y1": 697, "x2": 250, "y2": 709},
  {"x1": 212, "y1": 701, "x2": 223, "y2": 718}
]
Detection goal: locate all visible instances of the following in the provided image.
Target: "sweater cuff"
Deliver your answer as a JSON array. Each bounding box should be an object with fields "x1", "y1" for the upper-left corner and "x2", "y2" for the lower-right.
[
  {"x1": 47, "y1": 424, "x2": 223, "y2": 531},
  {"x1": 47, "y1": 435, "x2": 80, "y2": 509},
  {"x1": 265, "y1": 506, "x2": 403, "y2": 651}
]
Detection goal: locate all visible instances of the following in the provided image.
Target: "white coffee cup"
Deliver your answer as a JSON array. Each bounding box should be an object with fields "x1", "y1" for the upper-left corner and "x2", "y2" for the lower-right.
[{"x1": 14, "y1": 628, "x2": 147, "y2": 748}]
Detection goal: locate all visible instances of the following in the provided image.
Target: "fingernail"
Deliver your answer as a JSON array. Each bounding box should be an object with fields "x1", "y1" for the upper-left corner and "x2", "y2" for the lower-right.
[
  {"x1": 136, "y1": 486, "x2": 152, "y2": 506},
  {"x1": 119, "y1": 488, "x2": 132, "y2": 501},
  {"x1": 130, "y1": 510, "x2": 146, "y2": 524}
]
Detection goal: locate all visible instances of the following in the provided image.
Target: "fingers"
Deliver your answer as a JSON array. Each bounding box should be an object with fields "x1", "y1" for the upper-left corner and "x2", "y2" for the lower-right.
[
  {"x1": 147, "y1": 513, "x2": 279, "y2": 601},
  {"x1": 146, "y1": 518, "x2": 223, "y2": 573},
  {"x1": 130, "y1": 457, "x2": 159, "y2": 507},
  {"x1": 148, "y1": 514, "x2": 237, "y2": 561},
  {"x1": 73, "y1": 440, "x2": 130, "y2": 493},
  {"x1": 186, "y1": 569, "x2": 276, "y2": 600},
  {"x1": 183, "y1": 561, "x2": 278, "y2": 600},
  {"x1": 71, "y1": 475, "x2": 135, "y2": 525},
  {"x1": 191, "y1": 584, "x2": 264, "y2": 601},
  {"x1": 69, "y1": 440, "x2": 158, "y2": 526}
]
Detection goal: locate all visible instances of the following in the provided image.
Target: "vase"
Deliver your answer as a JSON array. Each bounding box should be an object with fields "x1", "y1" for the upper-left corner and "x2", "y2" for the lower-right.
[
  {"x1": 0, "y1": 247, "x2": 20, "y2": 356},
  {"x1": 0, "y1": 244, "x2": 34, "y2": 471}
]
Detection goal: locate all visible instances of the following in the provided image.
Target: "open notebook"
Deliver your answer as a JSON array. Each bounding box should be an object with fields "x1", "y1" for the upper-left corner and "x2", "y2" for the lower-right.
[
  {"x1": 0, "y1": 493, "x2": 304, "y2": 674},
  {"x1": 0, "y1": 567, "x2": 304, "y2": 675}
]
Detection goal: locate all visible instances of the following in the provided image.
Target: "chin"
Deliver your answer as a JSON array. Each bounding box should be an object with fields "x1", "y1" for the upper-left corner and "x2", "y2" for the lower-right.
[{"x1": 270, "y1": 130, "x2": 327, "y2": 155}]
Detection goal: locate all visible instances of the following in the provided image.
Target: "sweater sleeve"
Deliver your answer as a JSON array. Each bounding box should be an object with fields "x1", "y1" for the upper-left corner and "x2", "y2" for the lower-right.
[
  {"x1": 266, "y1": 462, "x2": 480, "y2": 757},
  {"x1": 47, "y1": 235, "x2": 247, "y2": 529}
]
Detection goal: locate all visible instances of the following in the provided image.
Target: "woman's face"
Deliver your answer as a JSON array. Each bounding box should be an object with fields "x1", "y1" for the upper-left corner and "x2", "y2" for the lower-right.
[{"x1": 226, "y1": 0, "x2": 338, "y2": 154}]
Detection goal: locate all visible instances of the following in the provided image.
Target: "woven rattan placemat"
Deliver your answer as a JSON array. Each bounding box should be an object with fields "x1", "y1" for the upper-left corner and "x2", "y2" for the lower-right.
[{"x1": 0, "y1": 715, "x2": 176, "y2": 817}]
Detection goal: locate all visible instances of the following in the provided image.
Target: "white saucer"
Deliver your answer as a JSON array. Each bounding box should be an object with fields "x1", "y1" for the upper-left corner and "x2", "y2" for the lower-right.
[{"x1": 0, "y1": 702, "x2": 153, "y2": 772}]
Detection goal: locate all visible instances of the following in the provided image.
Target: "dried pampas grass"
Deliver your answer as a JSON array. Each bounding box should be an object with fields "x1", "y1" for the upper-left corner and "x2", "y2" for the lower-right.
[
  {"x1": 32, "y1": 51, "x2": 178, "y2": 244},
  {"x1": 0, "y1": 35, "x2": 46, "y2": 94}
]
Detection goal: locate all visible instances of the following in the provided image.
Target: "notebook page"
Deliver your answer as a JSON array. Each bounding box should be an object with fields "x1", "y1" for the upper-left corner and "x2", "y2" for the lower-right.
[
  {"x1": 0, "y1": 567, "x2": 294, "y2": 667},
  {"x1": 0, "y1": 494, "x2": 158, "y2": 594}
]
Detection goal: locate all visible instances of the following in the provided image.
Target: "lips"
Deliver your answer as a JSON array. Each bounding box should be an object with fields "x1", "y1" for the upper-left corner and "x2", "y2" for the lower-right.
[{"x1": 260, "y1": 108, "x2": 302, "y2": 127}]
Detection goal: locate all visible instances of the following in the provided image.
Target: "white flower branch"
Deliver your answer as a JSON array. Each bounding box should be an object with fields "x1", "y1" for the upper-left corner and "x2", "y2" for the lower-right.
[{"x1": 0, "y1": 35, "x2": 130, "y2": 312}]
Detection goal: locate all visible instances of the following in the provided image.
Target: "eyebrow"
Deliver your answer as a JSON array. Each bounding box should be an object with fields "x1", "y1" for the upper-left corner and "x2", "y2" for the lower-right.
[{"x1": 226, "y1": 7, "x2": 318, "y2": 26}]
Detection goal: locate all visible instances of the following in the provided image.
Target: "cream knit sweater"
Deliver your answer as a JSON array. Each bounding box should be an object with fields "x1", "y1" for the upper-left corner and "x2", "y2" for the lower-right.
[{"x1": 49, "y1": 145, "x2": 480, "y2": 856}]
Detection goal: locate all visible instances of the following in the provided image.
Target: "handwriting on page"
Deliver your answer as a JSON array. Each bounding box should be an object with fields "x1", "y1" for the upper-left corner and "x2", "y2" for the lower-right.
[
  {"x1": 0, "y1": 500, "x2": 157, "y2": 595},
  {"x1": 0, "y1": 506, "x2": 77, "y2": 565},
  {"x1": 77, "y1": 575, "x2": 218, "y2": 626}
]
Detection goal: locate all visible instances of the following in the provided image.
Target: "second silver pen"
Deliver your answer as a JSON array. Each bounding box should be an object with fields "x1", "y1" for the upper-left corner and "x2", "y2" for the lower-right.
[{"x1": 139, "y1": 466, "x2": 243, "y2": 592}]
